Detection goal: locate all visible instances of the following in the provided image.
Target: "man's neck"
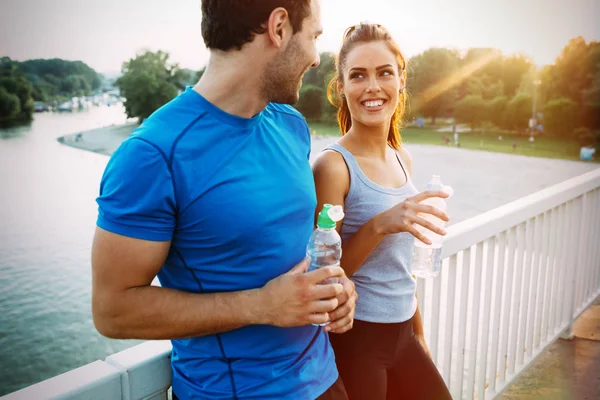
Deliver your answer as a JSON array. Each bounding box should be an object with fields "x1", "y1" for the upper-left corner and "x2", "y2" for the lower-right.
[{"x1": 193, "y1": 51, "x2": 269, "y2": 119}]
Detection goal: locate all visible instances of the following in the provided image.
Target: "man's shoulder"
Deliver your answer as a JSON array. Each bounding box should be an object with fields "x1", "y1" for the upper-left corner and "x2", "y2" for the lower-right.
[
  {"x1": 126, "y1": 96, "x2": 210, "y2": 158},
  {"x1": 266, "y1": 103, "x2": 308, "y2": 125}
]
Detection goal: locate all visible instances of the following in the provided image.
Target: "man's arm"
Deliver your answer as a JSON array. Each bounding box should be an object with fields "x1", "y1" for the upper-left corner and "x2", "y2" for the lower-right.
[{"x1": 91, "y1": 227, "x2": 345, "y2": 340}]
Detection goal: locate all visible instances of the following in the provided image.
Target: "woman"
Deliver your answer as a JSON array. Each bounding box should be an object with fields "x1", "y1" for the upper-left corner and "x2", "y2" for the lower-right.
[{"x1": 313, "y1": 23, "x2": 452, "y2": 399}]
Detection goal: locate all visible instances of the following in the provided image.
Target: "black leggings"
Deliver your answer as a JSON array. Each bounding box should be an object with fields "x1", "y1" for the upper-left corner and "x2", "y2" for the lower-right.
[{"x1": 329, "y1": 316, "x2": 452, "y2": 400}]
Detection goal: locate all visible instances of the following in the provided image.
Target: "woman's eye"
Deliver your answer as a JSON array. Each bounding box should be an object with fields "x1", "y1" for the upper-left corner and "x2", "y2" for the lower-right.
[{"x1": 350, "y1": 73, "x2": 364, "y2": 79}]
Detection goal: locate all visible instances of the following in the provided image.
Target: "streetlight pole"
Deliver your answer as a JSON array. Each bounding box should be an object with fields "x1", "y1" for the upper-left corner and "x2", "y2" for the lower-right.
[{"x1": 530, "y1": 79, "x2": 542, "y2": 141}]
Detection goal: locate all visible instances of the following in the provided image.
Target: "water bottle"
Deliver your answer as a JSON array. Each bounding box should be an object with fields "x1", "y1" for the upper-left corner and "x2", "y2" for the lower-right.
[
  {"x1": 307, "y1": 204, "x2": 344, "y2": 326},
  {"x1": 411, "y1": 175, "x2": 453, "y2": 278}
]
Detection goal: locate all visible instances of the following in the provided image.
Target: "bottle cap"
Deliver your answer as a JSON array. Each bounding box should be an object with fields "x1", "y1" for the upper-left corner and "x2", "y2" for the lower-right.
[{"x1": 317, "y1": 204, "x2": 345, "y2": 229}]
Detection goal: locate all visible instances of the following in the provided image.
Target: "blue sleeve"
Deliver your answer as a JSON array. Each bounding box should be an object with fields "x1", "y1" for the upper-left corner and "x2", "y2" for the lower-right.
[
  {"x1": 96, "y1": 138, "x2": 176, "y2": 241},
  {"x1": 304, "y1": 123, "x2": 312, "y2": 161}
]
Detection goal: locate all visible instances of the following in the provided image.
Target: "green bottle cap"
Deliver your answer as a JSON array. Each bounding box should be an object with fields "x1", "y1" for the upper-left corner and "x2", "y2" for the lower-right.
[{"x1": 317, "y1": 204, "x2": 345, "y2": 229}]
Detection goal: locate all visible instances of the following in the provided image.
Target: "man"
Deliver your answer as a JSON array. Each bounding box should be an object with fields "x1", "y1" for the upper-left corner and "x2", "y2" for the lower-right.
[{"x1": 91, "y1": 0, "x2": 356, "y2": 399}]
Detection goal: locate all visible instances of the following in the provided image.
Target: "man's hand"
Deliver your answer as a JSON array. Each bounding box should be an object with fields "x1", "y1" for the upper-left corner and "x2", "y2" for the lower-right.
[
  {"x1": 258, "y1": 258, "x2": 345, "y2": 327},
  {"x1": 324, "y1": 275, "x2": 357, "y2": 334}
]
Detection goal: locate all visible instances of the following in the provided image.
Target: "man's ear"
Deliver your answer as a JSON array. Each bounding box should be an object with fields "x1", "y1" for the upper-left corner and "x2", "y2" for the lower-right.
[{"x1": 266, "y1": 7, "x2": 291, "y2": 48}]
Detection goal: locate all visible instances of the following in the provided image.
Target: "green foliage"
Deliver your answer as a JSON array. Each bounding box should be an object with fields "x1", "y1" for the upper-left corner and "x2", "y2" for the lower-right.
[
  {"x1": 302, "y1": 52, "x2": 335, "y2": 88},
  {"x1": 295, "y1": 85, "x2": 325, "y2": 122},
  {"x1": 453, "y1": 95, "x2": 487, "y2": 130},
  {"x1": 488, "y1": 96, "x2": 509, "y2": 129},
  {"x1": 407, "y1": 48, "x2": 460, "y2": 123},
  {"x1": 0, "y1": 87, "x2": 21, "y2": 118},
  {"x1": 297, "y1": 53, "x2": 336, "y2": 123},
  {"x1": 297, "y1": 39, "x2": 597, "y2": 137},
  {"x1": 536, "y1": 37, "x2": 600, "y2": 129},
  {"x1": 505, "y1": 93, "x2": 533, "y2": 131},
  {"x1": 543, "y1": 98, "x2": 579, "y2": 137},
  {"x1": 18, "y1": 58, "x2": 101, "y2": 91},
  {"x1": 2, "y1": 57, "x2": 102, "y2": 102},
  {"x1": 117, "y1": 50, "x2": 186, "y2": 121},
  {"x1": 501, "y1": 54, "x2": 533, "y2": 97},
  {"x1": 0, "y1": 58, "x2": 34, "y2": 121},
  {"x1": 457, "y1": 49, "x2": 531, "y2": 103},
  {"x1": 573, "y1": 127, "x2": 594, "y2": 146}
]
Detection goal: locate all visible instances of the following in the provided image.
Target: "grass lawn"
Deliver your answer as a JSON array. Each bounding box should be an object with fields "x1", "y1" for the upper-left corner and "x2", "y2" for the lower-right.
[{"x1": 308, "y1": 122, "x2": 599, "y2": 163}]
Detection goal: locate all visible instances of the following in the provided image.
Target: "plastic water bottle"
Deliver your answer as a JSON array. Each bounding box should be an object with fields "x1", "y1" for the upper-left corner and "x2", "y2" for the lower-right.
[
  {"x1": 306, "y1": 204, "x2": 344, "y2": 326},
  {"x1": 411, "y1": 175, "x2": 453, "y2": 278}
]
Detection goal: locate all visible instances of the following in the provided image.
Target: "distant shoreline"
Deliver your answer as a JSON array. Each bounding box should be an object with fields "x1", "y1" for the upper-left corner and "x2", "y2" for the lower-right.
[
  {"x1": 57, "y1": 122, "x2": 139, "y2": 156},
  {"x1": 56, "y1": 121, "x2": 339, "y2": 158}
]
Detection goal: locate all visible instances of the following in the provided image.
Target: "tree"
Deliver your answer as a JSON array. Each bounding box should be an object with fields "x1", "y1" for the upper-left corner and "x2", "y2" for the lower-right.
[
  {"x1": 407, "y1": 48, "x2": 460, "y2": 124},
  {"x1": 453, "y1": 95, "x2": 487, "y2": 131},
  {"x1": 117, "y1": 50, "x2": 185, "y2": 121},
  {"x1": 505, "y1": 93, "x2": 533, "y2": 132},
  {"x1": 501, "y1": 54, "x2": 533, "y2": 98},
  {"x1": 580, "y1": 48, "x2": 600, "y2": 129},
  {"x1": 303, "y1": 52, "x2": 335, "y2": 88},
  {"x1": 465, "y1": 75, "x2": 504, "y2": 100},
  {"x1": 13, "y1": 58, "x2": 101, "y2": 102},
  {"x1": 488, "y1": 96, "x2": 509, "y2": 129},
  {"x1": 552, "y1": 37, "x2": 595, "y2": 104},
  {"x1": 543, "y1": 98, "x2": 579, "y2": 137},
  {"x1": 295, "y1": 85, "x2": 325, "y2": 122},
  {"x1": 295, "y1": 52, "x2": 337, "y2": 123},
  {"x1": 0, "y1": 87, "x2": 21, "y2": 119},
  {"x1": 0, "y1": 58, "x2": 34, "y2": 121}
]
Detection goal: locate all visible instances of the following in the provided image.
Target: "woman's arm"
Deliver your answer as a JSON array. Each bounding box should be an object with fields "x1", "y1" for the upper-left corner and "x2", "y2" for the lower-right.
[
  {"x1": 312, "y1": 148, "x2": 448, "y2": 278},
  {"x1": 312, "y1": 151, "x2": 387, "y2": 277}
]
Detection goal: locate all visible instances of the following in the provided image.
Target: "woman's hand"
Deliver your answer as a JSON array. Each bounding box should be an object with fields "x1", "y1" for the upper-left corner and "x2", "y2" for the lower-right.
[{"x1": 373, "y1": 190, "x2": 450, "y2": 245}]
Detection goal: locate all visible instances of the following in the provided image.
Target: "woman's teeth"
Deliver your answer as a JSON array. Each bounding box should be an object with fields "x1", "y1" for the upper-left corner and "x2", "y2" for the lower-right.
[{"x1": 363, "y1": 100, "x2": 384, "y2": 108}]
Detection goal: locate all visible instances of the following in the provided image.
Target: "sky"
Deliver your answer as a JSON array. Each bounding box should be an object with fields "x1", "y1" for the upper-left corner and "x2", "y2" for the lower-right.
[{"x1": 1, "y1": 0, "x2": 599, "y2": 74}]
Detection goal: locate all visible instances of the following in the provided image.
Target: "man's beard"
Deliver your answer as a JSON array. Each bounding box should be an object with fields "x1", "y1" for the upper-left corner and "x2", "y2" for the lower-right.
[{"x1": 261, "y1": 37, "x2": 307, "y2": 105}]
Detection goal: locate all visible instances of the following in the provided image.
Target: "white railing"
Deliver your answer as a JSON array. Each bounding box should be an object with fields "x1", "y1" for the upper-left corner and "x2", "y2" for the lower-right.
[
  {"x1": 4, "y1": 169, "x2": 600, "y2": 400},
  {"x1": 3, "y1": 341, "x2": 173, "y2": 400},
  {"x1": 417, "y1": 167, "x2": 600, "y2": 399}
]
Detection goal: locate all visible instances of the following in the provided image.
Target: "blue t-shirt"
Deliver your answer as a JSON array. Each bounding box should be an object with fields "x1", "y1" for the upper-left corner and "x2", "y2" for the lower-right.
[{"x1": 96, "y1": 87, "x2": 337, "y2": 399}]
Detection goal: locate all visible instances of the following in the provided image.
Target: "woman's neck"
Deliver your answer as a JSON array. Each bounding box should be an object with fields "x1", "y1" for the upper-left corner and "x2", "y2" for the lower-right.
[{"x1": 343, "y1": 120, "x2": 391, "y2": 160}]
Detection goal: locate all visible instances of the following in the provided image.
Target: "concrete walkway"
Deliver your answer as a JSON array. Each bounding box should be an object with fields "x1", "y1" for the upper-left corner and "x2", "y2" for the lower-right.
[
  {"x1": 310, "y1": 136, "x2": 598, "y2": 224},
  {"x1": 499, "y1": 296, "x2": 600, "y2": 400},
  {"x1": 60, "y1": 126, "x2": 599, "y2": 224}
]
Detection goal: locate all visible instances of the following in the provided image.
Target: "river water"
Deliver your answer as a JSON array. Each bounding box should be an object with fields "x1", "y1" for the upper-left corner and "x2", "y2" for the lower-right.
[{"x1": 0, "y1": 106, "x2": 141, "y2": 396}]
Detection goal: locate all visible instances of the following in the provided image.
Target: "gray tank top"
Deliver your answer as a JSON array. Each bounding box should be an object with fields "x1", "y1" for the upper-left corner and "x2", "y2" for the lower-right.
[{"x1": 325, "y1": 143, "x2": 418, "y2": 323}]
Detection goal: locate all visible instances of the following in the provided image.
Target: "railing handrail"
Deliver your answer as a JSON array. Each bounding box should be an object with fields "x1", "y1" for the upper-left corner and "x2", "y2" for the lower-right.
[{"x1": 443, "y1": 168, "x2": 600, "y2": 258}]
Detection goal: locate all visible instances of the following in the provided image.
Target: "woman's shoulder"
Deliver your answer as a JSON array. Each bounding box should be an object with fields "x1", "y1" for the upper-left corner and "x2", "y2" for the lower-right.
[
  {"x1": 312, "y1": 147, "x2": 349, "y2": 178},
  {"x1": 397, "y1": 145, "x2": 413, "y2": 176},
  {"x1": 312, "y1": 147, "x2": 351, "y2": 195}
]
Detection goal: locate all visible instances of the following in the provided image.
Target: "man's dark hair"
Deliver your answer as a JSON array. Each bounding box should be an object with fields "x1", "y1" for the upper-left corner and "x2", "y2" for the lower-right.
[{"x1": 201, "y1": 0, "x2": 312, "y2": 51}]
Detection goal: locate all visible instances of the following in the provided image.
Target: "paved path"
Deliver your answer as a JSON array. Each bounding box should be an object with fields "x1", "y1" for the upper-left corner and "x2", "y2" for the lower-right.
[
  {"x1": 499, "y1": 296, "x2": 600, "y2": 400},
  {"x1": 61, "y1": 127, "x2": 599, "y2": 224},
  {"x1": 311, "y1": 136, "x2": 598, "y2": 224}
]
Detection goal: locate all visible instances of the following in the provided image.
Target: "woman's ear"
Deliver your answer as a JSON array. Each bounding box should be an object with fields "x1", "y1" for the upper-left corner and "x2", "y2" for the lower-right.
[{"x1": 400, "y1": 69, "x2": 407, "y2": 89}]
